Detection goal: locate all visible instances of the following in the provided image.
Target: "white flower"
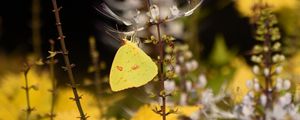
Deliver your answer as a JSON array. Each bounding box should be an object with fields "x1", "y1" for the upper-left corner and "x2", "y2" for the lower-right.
[
  {"x1": 254, "y1": 82, "x2": 260, "y2": 91},
  {"x1": 185, "y1": 62, "x2": 192, "y2": 71},
  {"x1": 264, "y1": 68, "x2": 270, "y2": 76},
  {"x1": 260, "y1": 94, "x2": 267, "y2": 106},
  {"x1": 251, "y1": 55, "x2": 262, "y2": 63},
  {"x1": 252, "y1": 65, "x2": 260, "y2": 75},
  {"x1": 248, "y1": 91, "x2": 255, "y2": 98},
  {"x1": 243, "y1": 95, "x2": 253, "y2": 106},
  {"x1": 283, "y1": 80, "x2": 291, "y2": 90},
  {"x1": 253, "y1": 79, "x2": 260, "y2": 91},
  {"x1": 178, "y1": 56, "x2": 185, "y2": 63},
  {"x1": 266, "y1": 104, "x2": 286, "y2": 120},
  {"x1": 197, "y1": 74, "x2": 207, "y2": 88},
  {"x1": 170, "y1": 5, "x2": 180, "y2": 16},
  {"x1": 190, "y1": 60, "x2": 199, "y2": 70},
  {"x1": 159, "y1": 6, "x2": 171, "y2": 19},
  {"x1": 279, "y1": 93, "x2": 292, "y2": 106},
  {"x1": 241, "y1": 105, "x2": 254, "y2": 117},
  {"x1": 164, "y1": 80, "x2": 175, "y2": 93},
  {"x1": 275, "y1": 66, "x2": 283, "y2": 74},
  {"x1": 287, "y1": 104, "x2": 300, "y2": 119},
  {"x1": 246, "y1": 80, "x2": 253, "y2": 89},
  {"x1": 174, "y1": 65, "x2": 181, "y2": 74},
  {"x1": 149, "y1": 4, "x2": 160, "y2": 22},
  {"x1": 185, "y1": 51, "x2": 193, "y2": 59},
  {"x1": 272, "y1": 42, "x2": 281, "y2": 51},
  {"x1": 272, "y1": 54, "x2": 286, "y2": 63},
  {"x1": 165, "y1": 54, "x2": 171, "y2": 60},
  {"x1": 186, "y1": 80, "x2": 192, "y2": 91}
]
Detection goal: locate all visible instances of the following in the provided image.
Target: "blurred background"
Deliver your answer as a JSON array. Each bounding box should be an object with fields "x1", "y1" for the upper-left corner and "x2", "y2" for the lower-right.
[{"x1": 0, "y1": 0, "x2": 300, "y2": 119}]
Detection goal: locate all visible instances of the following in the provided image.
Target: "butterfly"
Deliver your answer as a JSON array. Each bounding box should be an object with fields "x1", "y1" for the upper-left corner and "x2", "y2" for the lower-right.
[{"x1": 109, "y1": 37, "x2": 158, "y2": 92}]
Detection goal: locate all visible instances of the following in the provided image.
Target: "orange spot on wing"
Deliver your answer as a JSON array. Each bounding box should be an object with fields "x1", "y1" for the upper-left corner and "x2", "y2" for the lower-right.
[
  {"x1": 131, "y1": 64, "x2": 139, "y2": 70},
  {"x1": 116, "y1": 66, "x2": 123, "y2": 71}
]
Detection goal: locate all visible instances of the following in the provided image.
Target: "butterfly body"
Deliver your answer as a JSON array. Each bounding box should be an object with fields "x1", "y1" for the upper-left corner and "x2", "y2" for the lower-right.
[{"x1": 110, "y1": 40, "x2": 158, "y2": 92}]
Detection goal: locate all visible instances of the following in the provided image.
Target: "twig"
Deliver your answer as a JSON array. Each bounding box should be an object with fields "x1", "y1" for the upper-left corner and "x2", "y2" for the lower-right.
[
  {"x1": 22, "y1": 64, "x2": 35, "y2": 120},
  {"x1": 48, "y1": 39, "x2": 57, "y2": 120},
  {"x1": 50, "y1": 0, "x2": 88, "y2": 119}
]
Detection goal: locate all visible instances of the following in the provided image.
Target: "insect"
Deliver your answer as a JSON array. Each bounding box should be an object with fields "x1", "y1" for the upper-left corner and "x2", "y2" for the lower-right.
[{"x1": 109, "y1": 36, "x2": 158, "y2": 92}]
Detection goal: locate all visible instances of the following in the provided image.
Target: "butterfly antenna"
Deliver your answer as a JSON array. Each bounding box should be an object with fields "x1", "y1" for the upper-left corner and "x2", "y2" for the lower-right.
[
  {"x1": 105, "y1": 30, "x2": 122, "y2": 43},
  {"x1": 94, "y1": 2, "x2": 132, "y2": 26},
  {"x1": 115, "y1": 24, "x2": 123, "y2": 40}
]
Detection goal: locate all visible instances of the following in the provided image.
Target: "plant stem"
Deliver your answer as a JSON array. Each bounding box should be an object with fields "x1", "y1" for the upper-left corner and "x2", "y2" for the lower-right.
[
  {"x1": 49, "y1": 39, "x2": 56, "y2": 120},
  {"x1": 23, "y1": 67, "x2": 33, "y2": 120},
  {"x1": 50, "y1": 0, "x2": 87, "y2": 119},
  {"x1": 89, "y1": 37, "x2": 103, "y2": 117},
  {"x1": 263, "y1": 24, "x2": 273, "y2": 112},
  {"x1": 156, "y1": 23, "x2": 167, "y2": 120}
]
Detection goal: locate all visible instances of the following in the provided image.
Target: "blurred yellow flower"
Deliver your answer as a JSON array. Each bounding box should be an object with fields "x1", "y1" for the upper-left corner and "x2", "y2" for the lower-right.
[
  {"x1": 290, "y1": 52, "x2": 300, "y2": 79},
  {"x1": 235, "y1": 0, "x2": 298, "y2": 16},
  {"x1": 55, "y1": 89, "x2": 101, "y2": 120},
  {"x1": 0, "y1": 69, "x2": 52, "y2": 119},
  {"x1": 227, "y1": 58, "x2": 254, "y2": 103},
  {"x1": 131, "y1": 104, "x2": 200, "y2": 120},
  {"x1": 0, "y1": 69, "x2": 101, "y2": 120}
]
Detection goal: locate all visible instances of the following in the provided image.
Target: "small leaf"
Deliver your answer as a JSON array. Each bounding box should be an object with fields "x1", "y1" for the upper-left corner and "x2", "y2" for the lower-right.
[
  {"x1": 35, "y1": 59, "x2": 44, "y2": 65},
  {"x1": 47, "y1": 51, "x2": 57, "y2": 58}
]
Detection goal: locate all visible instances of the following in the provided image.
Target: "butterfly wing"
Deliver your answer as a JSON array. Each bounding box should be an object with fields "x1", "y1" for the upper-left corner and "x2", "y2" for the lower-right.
[{"x1": 110, "y1": 41, "x2": 158, "y2": 92}]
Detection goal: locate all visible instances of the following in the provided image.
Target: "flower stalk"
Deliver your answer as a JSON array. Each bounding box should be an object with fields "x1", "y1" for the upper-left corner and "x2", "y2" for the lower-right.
[
  {"x1": 48, "y1": 39, "x2": 57, "y2": 120},
  {"x1": 250, "y1": 3, "x2": 284, "y2": 118},
  {"x1": 50, "y1": 0, "x2": 87, "y2": 119},
  {"x1": 156, "y1": 23, "x2": 167, "y2": 120},
  {"x1": 22, "y1": 64, "x2": 35, "y2": 120}
]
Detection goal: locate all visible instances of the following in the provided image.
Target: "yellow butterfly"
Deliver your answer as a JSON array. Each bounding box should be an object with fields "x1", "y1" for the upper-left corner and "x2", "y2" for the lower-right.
[{"x1": 109, "y1": 39, "x2": 158, "y2": 92}]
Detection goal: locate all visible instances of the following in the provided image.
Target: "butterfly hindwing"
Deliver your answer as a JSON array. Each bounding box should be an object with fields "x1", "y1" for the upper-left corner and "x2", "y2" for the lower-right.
[{"x1": 110, "y1": 41, "x2": 158, "y2": 91}]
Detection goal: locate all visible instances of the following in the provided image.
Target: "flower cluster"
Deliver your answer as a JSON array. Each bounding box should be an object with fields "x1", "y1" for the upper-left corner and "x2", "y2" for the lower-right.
[{"x1": 233, "y1": 3, "x2": 300, "y2": 119}]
